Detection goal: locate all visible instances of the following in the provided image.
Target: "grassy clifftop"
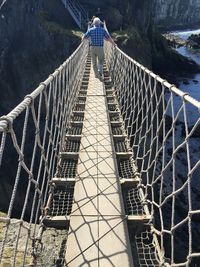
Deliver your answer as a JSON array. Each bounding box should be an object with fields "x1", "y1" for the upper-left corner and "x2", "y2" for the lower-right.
[{"x1": 112, "y1": 27, "x2": 152, "y2": 67}]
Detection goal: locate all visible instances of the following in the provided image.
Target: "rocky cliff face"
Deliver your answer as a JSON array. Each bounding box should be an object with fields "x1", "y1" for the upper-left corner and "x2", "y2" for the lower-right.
[
  {"x1": 82, "y1": 0, "x2": 153, "y2": 66},
  {"x1": 79, "y1": 0, "x2": 152, "y2": 33},
  {"x1": 0, "y1": 0, "x2": 80, "y2": 115},
  {"x1": 154, "y1": 0, "x2": 200, "y2": 29},
  {"x1": 82, "y1": 0, "x2": 200, "y2": 32}
]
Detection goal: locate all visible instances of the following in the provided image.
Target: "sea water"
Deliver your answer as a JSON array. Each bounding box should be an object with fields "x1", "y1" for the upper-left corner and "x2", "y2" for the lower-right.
[{"x1": 171, "y1": 29, "x2": 200, "y2": 102}]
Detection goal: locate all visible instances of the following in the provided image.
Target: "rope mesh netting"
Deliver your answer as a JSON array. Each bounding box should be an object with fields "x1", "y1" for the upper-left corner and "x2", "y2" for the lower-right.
[
  {"x1": 112, "y1": 125, "x2": 124, "y2": 135},
  {"x1": 78, "y1": 92, "x2": 87, "y2": 97},
  {"x1": 71, "y1": 114, "x2": 84, "y2": 121},
  {"x1": 67, "y1": 124, "x2": 83, "y2": 135},
  {"x1": 0, "y1": 42, "x2": 88, "y2": 266},
  {"x1": 108, "y1": 104, "x2": 118, "y2": 111},
  {"x1": 64, "y1": 139, "x2": 80, "y2": 152},
  {"x1": 114, "y1": 139, "x2": 128, "y2": 152},
  {"x1": 73, "y1": 106, "x2": 85, "y2": 112},
  {"x1": 105, "y1": 43, "x2": 200, "y2": 266},
  {"x1": 135, "y1": 230, "x2": 160, "y2": 267},
  {"x1": 76, "y1": 99, "x2": 86, "y2": 104},
  {"x1": 56, "y1": 158, "x2": 78, "y2": 178},
  {"x1": 109, "y1": 113, "x2": 120, "y2": 122},
  {"x1": 125, "y1": 188, "x2": 146, "y2": 216},
  {"x1": 0, "y1": 38, "x2": 200, "y2": 266},
  {"x1": 47, "y1": 186, "x2": 74, "y2": 217},
  {"x1": 118, "y1": 158, "x2": 137, "y2": 179}
]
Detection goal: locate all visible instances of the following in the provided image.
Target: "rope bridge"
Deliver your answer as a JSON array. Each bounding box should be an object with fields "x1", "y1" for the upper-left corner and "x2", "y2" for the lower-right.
[{"x1": 0, "y1": 41, "x2": 199, "y2": 266}]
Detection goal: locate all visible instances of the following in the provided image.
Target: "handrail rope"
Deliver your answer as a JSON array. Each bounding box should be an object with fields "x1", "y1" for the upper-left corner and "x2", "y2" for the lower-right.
[
  {"x1": 0, "y1": 41, "x2": 89, "y2": 266},
  {"x1": 0, "y1": 42, "x2": 85, "y2": 133},
  {"x1": 104, "y1": 42, "x2": 200, "y2": 266},
  {"x1": 115, "y1": 46, "x2": 200, "y2": 109},
  {"x1": 0, "y1": 37, "x2": 199, "y2": 266}
]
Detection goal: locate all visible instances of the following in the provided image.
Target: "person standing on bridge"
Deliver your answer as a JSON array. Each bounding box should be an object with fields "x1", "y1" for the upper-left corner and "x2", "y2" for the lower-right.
[
  {"x1": 88, "y1": 16, "x2": 96, "y2": 28},
  {"x1": 88, "y1": 15, "x2": 104, "y2": 28},
  {"x1": 82, "y1": 17, "x2": 116, "y2": 81}
]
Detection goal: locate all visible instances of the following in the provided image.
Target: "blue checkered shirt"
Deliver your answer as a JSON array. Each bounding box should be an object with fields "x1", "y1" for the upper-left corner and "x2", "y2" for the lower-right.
[{"x1": 84, "y1": 26, "x2": 110, "y2": 47}]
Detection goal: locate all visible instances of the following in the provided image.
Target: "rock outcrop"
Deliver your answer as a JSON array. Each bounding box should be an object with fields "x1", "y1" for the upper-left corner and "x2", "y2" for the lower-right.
[
  {"x1": 163, "y1": 32, "x2": 200, "y2": 49},
  {"x1": 154, "y1": 0, "x2": 200, "y2": 30},
  {"x1": 81, "y1": 0, "x2": 200, "y2": 31},
  {"x1": 0, "y1": 215, "x2": 68, "y2": 266},
  {"x1": 188, "y1": 33, "x2": 200, "y2": 48}
]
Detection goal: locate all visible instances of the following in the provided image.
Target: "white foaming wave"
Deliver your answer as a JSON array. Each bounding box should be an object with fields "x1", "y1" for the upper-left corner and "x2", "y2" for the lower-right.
[{"x1": 171, "y1": 28, "x2": 200, "y2": 40}]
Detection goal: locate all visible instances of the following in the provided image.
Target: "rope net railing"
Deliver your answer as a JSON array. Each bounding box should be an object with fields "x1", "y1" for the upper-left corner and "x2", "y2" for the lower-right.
[
  {"x1": 0, "y1": 42, "x2": 88, "y2": 266},
  {"x1": 105, "y1": 43, "x2": 200, "y2": 266}
]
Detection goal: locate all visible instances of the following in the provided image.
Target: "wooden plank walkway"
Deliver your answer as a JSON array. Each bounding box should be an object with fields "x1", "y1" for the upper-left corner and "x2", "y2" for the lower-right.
[{"x1": 65, "y1": 66, "x2": 134, "y2": 266}]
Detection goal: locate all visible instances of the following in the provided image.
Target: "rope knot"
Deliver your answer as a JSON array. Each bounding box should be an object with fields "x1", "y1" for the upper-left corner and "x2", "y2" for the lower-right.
[
  {"x1": 161, "y1": 79, "x2": 168, "y2": 87},
  {"x1": 0, "y1": 115, "x2": 13, "y2": 132},
  {"x1": 18, "y1": 154, "x2": 24, "y2": 162},
  {"x1": 49, "y1": 74, "x2": 55, "y2": 80},
  {"x1": 24, "y1": 94, "x2": 34, "y2": 106},
  {"x1": 181, "y1": 92, "x2": 189, "y2": 101},
  {"x1": 39, "y1": 82, "x2": 47, "y2": 87}
]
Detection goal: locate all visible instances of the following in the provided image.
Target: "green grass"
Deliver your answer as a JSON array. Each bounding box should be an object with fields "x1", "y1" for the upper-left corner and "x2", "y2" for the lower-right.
[
  {"x1": 111, "y1": 26, "x2": 152, "y2": 67},
  {"x1": 112, "y1": 26, "x2": 143, "y2": 45}
]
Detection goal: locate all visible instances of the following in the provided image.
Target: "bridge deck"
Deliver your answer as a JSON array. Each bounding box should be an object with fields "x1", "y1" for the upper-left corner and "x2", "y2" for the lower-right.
[{"x1": 65, "y1": 67, "x2": 134, "y2": 266}]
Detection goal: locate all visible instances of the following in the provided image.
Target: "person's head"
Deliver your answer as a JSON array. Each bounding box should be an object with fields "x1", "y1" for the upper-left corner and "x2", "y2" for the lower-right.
[
  {"x1": 91, "y1": 16, "x2": 96, "y2": 22},
  {"x1": 93, "y1": 17, "x2": 101, "y2": 26}
]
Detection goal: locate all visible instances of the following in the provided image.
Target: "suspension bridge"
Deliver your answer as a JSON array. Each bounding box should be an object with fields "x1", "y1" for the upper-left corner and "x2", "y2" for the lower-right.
[{"x1": 0, "y1": 1, "x2": 200, "y2": 267}]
